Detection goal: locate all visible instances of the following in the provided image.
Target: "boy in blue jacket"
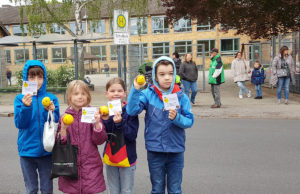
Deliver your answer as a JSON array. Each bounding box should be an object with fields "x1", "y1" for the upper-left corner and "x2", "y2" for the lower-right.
[
  {"x1": 251, "y1": 61, "x2": 266, "y2": 99},
  {"x1": 127, "y1": 56, "x2": 194, "y2": 194},
  {"x1": 14, "y1": 60, "x2": 60, "y2": 194}
]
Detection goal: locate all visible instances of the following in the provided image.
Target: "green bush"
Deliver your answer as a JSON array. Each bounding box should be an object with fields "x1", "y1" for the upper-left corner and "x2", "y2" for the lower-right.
[{"x1": 16, "y1": 65, "x2": 75, "y2": 87}]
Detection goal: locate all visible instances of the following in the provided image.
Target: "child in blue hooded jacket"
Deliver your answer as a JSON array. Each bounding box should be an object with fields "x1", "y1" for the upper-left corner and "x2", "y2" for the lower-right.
[
  {"x1": 14, "y1": 60, "x2": 60, "y2": 194},
  {"x1": 127, "y1": 56, "x2": 194, "y2": 194},
  {"x1": 251, "y1": 61, "x2": 266, "y2": 99}
]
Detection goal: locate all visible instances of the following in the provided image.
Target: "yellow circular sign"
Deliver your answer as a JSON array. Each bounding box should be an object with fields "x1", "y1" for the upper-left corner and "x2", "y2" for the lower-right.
[
  {"x1": 164, "y1": 98, "x2": 169, "y2": 103},
  {"x1": 117, "y1": 14, "x2": 126, "y2": 28},
  {"x1": 109, "y1": 104, "x2": 114, "y2": 109},
  {"x1": 82, "y1": 110, "x2": 87, "y2": 115}
]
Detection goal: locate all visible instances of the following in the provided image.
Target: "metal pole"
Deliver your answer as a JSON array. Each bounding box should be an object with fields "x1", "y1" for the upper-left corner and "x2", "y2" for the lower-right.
[
  {"x1": 74, "y1": 39, "x2": 79, "y2": 80},
  {"x1": 32, "y1": 41, "x2": 37, "y2": 60},
  {"x1": 202, "y1": 44, "x2": 206, "y2": 91},
  {"x1": 272, "y1": 36, "x2": 276, "y2": 59},
  {"x1": 123, "y1": 45, "x2": 127, "y2": 89},
  {"x1": 117, "y1": 45, "x2": 121, "y2": 78}
]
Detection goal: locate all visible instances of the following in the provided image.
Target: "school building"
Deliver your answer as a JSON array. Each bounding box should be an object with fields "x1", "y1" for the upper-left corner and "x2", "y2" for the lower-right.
[{"x1": 0, "y1": 3, "x2": 256, "y2": 74}]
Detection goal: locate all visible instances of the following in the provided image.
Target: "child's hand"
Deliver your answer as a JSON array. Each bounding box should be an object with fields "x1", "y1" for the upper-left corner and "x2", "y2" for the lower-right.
[
  {"x1": 60, "y1": 115, "x2": 69, "y2": 136},
  {"x1": 133, "y1": 75, "x2": 146, "y2": 90},
  {"x1": 22, "y1": 94, "x2": 32, "y2": 107},
  {"x1": 113, "y1": 112, "x2": 122, "y2": 123},
  {"x1": 168, "y1": 109, "x2": 177, "y2": 120},
  {"x1": 94, "y1": 112, "x2": 103, "y2": 130},
  {"x1": 44, "y1": 101, "x2": 55, "y2": 111}
]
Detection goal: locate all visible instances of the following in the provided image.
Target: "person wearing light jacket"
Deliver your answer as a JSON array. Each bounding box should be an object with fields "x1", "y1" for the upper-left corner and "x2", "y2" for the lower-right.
[
  {"x1": 231, "y1": 52, "x2": 251, "y2": 99},
  {"x1": 209, "y1": 48, "x2": 225, "y2": 108}
]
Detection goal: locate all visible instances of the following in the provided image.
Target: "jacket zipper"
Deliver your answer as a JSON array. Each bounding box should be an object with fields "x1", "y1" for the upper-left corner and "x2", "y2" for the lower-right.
[{"x1": 37, "y1": 95, "x2": 43, "y2": 154}]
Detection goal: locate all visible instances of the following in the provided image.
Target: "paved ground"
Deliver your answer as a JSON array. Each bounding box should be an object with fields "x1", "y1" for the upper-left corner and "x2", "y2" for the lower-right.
[
  {"x1": 1, "y1": 71, "x2": 300, "y2": 119},
  {"x1": 1, "y1": 118, "x2": 300, "y2": 194}
]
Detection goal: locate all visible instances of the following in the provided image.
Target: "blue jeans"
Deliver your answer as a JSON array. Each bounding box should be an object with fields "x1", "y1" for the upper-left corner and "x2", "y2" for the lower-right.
[
  {"x1": 181, "y1": 80, "x2": 197, "y2": 103},
  {"x1": 255, "y1": 84, "x2": 262, "y2": 97},
  {"x1": 277, "y1": 77, "x2": 290, "y2": 100},
  {"x1": 106, "y1": 165, "x2": 136, "y2": 194},
  {"x1": 237, "y1": 81, "x2": 249, "y2": 95},
  {"x1": 20, "y1": 155, "x2": 53, "y2": 194},
  {"x1": 147, "y1": 151, "x2": 184, "y2": 194}
]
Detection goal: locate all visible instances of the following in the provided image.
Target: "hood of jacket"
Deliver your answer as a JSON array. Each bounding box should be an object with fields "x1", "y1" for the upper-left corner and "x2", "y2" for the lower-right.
[
  {"x1": 152, "y1": 56, "x2": 177, "y2": 95},
  {"x1": 23, "y1": 60, "x2": 47, "y2": 95}
]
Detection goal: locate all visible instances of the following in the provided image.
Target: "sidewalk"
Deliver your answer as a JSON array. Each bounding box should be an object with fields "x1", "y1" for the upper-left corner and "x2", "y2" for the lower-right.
[{"x1": 1, "y1": 72, "x2": 300, "y2": 119}]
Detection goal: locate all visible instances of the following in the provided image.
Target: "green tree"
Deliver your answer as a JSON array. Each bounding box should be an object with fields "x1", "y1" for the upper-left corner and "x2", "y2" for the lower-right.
[{"x1": 11, "y1": 0, "x2": 157, "y2": 78}]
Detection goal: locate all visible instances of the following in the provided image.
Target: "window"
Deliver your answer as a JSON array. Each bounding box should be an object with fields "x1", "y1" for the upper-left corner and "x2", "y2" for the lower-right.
[
  {"x1": 131, "y1": 43, "x2": 148, "y2": 59},
  {"x1": 5, "y1": 50, "x2": 11, "y2": 64},
  {"x1": 110, "y1": 45, "x2": 117, "y2": 61},
  {"x1": 70, "y1": 47, "x2": 87, "y2": 56},
  {"x1": 174, "y1": 41, "x2": 192, "y2": 56},
  {"x1": 90, "y1": 46, "x2": 106, "y2": 61},
  {"x1": 4, "y1": 25, "x2": 9, "y2": 32},
  {"x1": 52, "y1": 47, "x2": 67, "y2": 63},
  {"x1": 89, "y1": 20, "x2": 106, "y2": 33},
  {"x1": 130, "y1": 17, "x2": 147, "y2": 35},
  {"x1": 14, "y1": 49, "x2": 29, "y2": 64},
  {"x1": 36, "y1": 48, "x2": 48, "y2": 64},
  {"x1": 12, "y1": 25, "x2": 28, "y2": 36},
  {"x1": 197, "y1": 20, "x2": 215, "y2": 31},
  {"x1": 197, "y1": 40, "x2": 216, "y2": 56},
  {"x1": 174, "y1": 18, "x2": 192, "y2": 32},
  {"x1": 69, "y1": 21, "x2": 86, "y2": 34},
  {"x1": 221, "y1": 38, "x2": 240, "y2": 55},
  {"x1": 50, "y1": 24, "x2": 66, "y2": 34},
  {"x1": 152, "y1": 42, "x2": 169, "y2": 59},
  {"x1": 151, "y1": 16, "x2": 169, "y2": 34}
]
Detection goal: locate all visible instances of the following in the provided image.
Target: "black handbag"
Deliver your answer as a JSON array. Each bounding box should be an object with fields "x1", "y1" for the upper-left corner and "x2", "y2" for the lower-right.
[{"x1": 50, "y1": 135, "x2": 78, "y2": 180}]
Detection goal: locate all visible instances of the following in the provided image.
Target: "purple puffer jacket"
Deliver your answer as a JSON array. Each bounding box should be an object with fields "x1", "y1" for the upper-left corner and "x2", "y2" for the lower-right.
[{"x1": 57, "y1": 107, "x2": 107, "y2": 194}]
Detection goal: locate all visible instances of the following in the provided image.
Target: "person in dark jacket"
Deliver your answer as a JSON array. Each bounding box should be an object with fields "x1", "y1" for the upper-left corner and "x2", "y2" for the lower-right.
[
  {"x1": 251, "y1": 61, "x2": 265, "y2": 99},
  {"x1": 6, "y1": 68, "x2": 12, "y2": 86},
  {"x1": 172, "y1": 52, "x2": 181, "y2": 75},
  {"x1": 102, "y1": 77, "x2": 139, "y2": 194},
  {"x1": 14, "y1": 60, "x2": 60, "y2": 194},
  {"x1": 179, "y1": 53, "x2": 198, "y2": 104}
]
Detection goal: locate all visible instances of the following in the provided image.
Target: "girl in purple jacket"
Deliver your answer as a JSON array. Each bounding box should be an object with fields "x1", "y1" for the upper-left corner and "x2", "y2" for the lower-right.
[
  {"x1": 57, "y1": 80, "x2": 107, "y2": 193},
  {"x1": 101, "y1": 78, "x2": 139, "y2": 194}
]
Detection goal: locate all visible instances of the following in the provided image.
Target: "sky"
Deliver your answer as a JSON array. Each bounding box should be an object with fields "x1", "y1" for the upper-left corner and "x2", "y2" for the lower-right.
[{"x1": 0, "y1": 0, "x2": 16, "y2": 6}]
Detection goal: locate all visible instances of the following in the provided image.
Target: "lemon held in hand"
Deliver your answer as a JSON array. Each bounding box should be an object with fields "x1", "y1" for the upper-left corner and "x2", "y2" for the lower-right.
[
  {"x1": 63, "y1": 114, "x2": 74, "y2": 125},
  {"x1": 42, "y1": 97, "x2": 51, "y2": 107},
  {"x1": 100, "y1": 106, "x2": 109, "y2": 116},
  {"x1": 136, "y1": 75, "x2": 146, "y2": 85}
]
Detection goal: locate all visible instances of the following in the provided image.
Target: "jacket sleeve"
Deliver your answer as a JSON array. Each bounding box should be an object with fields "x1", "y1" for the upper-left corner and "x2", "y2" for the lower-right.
[
  {"x1": 126, "y1": 86, "x2": 148, "y2": 116},
  {"x1": 231, "y1": 60, "x2": 236, "y2": 77},
  {"x1": 212, "y1": 57, "x2": 223, "y2": 78},
  {"x1": 171, "y1": 95, "x2": 194, "y2": 129},
  {"x1": 92, "y1": 120, "x2": 107, "y2": 145},
  {"x1": 14, "y1": 95, "x2": 33, "y2": 129},
  {"x1": 179, "y1": 63, "x2": 186, "y2": 79},
  {"x1": 272, "y1": 56, "x2": 279, "y2": 75},
  {"x1": 52, "y1": 96, "x2": 60, "y2": 123},
  {"x1": 122, "y1": 115, "x2": 139, "y2": 142}
]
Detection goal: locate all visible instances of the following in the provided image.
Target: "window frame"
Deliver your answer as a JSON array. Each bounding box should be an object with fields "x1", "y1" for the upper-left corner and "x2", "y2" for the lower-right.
[
  {"x1": 90, "y1": 45, "x2": 107, "y2": 61},
  {"x1": 89, "y1": 20, "x2": 106, "y2": 33},
  {"x1": 173, "y1": 18, "x2": 192, "y2": 33},
  {"x1": 69, "y1": 21, "x2": 86, "y2": 34},
  {"x1": 151, "y1": 16, "x2": 170, "y2": 34},
  {"x1": 130, "y1": 17, "x2": 148, "y2": 35},
  {"x1": 36, "y1": 48, "x2": 48, "y2": 64},
  {"x1": 220, "y1": 38, "x2": 240, "y2": 56},
  {"x1": 174, "y1": 40, "x2": 193, "y2": 56},
  {"x1": 14, "y1": 49, "x2": 29, "y2": 64},
  {"x1": 12, "y1": 25, "x2": 28, "y2": 36},
  {"x1": 152, "y1": 42, "x2": 170, "y2": 59},
  {"x1": 197, "y1": 39, "x2": 216, "y2": 57},
  {"x1": 110, "y1": 45, "x2": 117, "y2": 61},
  {"x1": 50, "y1": 24, "x2": 66, "y2": 35},
  {"x1": 197, "y1": 20, "x2": 215, "y2": 31},
  {"x1": 4, "y1": 50, "x2": 11, "y2": 64},
  {"x1": 51, "y1": 47, "x2": 67, "y2": 63}
]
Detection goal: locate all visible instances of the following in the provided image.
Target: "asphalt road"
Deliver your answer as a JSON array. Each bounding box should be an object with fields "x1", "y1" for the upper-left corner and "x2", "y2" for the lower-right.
[{"x1": 1, "y1": 118, "x2": 300, "y2": 194}]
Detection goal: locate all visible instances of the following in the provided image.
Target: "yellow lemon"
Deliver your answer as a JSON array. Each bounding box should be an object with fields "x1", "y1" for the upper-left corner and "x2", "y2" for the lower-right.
[
  {"x1": 136, "y1": 75, "x2": 146, "y2": 85},
  {"x1": 63, "y1": 114, "x2": 74, "y2": 125},
  {"x1": 42, "y1": 97, "x2": 51, "y2": 107},
  {"x1": 100, "y1": 106, "x2": 109, "y2": 116}
]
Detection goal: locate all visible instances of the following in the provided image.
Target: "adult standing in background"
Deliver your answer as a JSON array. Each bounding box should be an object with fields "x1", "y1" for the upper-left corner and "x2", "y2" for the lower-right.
[
  {"x1": 6, "y1": 68, "x2": 12, "y2": 86},
  {"x1": 271, "y1": 46, "x2": 296, "y2": 104},
  {"x1": 172, "y1": 52, "x2": 181, "y2": 75},
  {"x1": 209, "y1": 48, "x2": 225, "y2": 108},
  {"x1": 179, "y1": 53, "x2": 198, "y2": 104},
  {"x1": 231, "y1": 52, "x2": 251, "y2": 99}
]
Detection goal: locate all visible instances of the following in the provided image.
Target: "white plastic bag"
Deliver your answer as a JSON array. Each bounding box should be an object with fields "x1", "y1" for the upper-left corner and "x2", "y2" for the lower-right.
[{"x1": 43, "y1": 110, "x2": 58, "y2": 152}]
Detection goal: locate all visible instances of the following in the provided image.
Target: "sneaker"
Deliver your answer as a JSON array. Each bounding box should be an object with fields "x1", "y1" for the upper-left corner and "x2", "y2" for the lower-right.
[
  {"x1": 211, "y1": 104, "x2": 221, "y2": 108},
  {"x1": 254, "y1": 96, "x2": 259, "y2": 99},
  {"x1": 277, "y1": 99, "x2": 281, "y2": 104},
  {"x1": 259, "y1": 96, "x2": 263, "y2": 99},
  {"x1": 247, "y1": 91, "x2": 251, "y2": 98},
  {"x1": 239, "y1": 94, "x2": 243, "y2": 99},
  {"x1": 284, "y1": 99, "x2": 288, "y2": 105}
]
